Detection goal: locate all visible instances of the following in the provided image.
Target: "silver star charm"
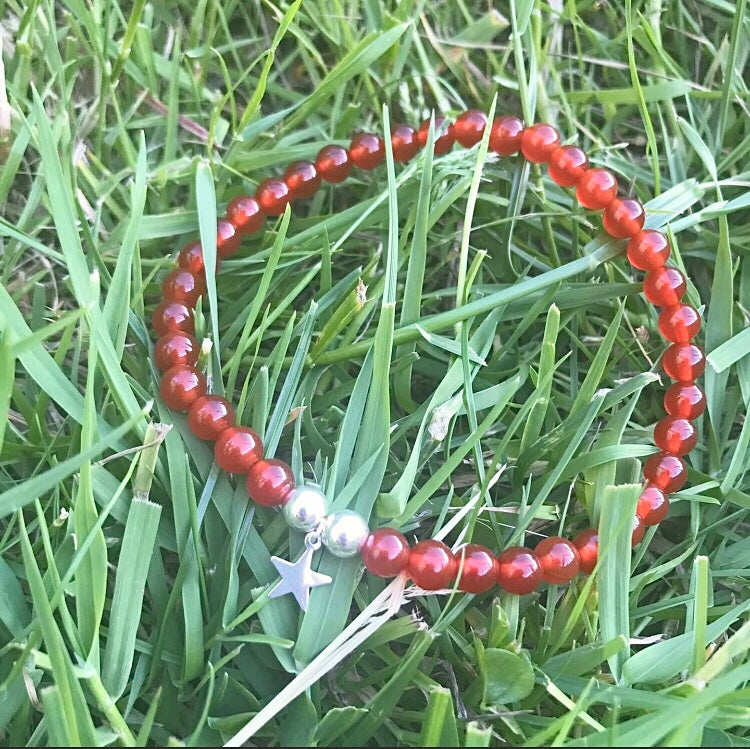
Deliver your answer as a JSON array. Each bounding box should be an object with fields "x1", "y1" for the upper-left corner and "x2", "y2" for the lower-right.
[{"x1": 269, "y1": 545, "x2": 332, "y2": 611}]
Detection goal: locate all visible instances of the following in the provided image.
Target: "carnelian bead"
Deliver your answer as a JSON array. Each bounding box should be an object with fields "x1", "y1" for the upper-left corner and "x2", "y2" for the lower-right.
[
  {"x1": 658, "y1": 304, "x2": 701, "y2": 343},
  {"x1": 454, "y1": 110, "x2": 488, "y2": 148},
  {"x1": 663, "y1": 344, "x2": 706, "y2": 381},
  {"x1": 216, "y1": 218, "x2": 241, "y2": 258},
  {"x1": 602, "y1": 198, "x2": 646, "y2": 239},
  {"x1": 643, "y1": 453, "x2": 688, "y2": 493},
  {"x1": 496, "y1": 546, "x2": 543, "y2": 595},
  {"x1": 489, "y1": 115, "x2": 524, "y2": 156},
  {"x1": 654, "y1": 416, "x2": 698, "y2": 456},
  {"x1": 227, "y1": 195, "x2": 265, "y2": 234},
  {"x1": 315, "y1": 145, "x2": 352, "y2": 183},
  {"x1": 162, "y1": 269, "x2": 206, "y2": 307},
  {"x1": 644, "y1": 267, "x2": 687, "y2": 308},
  {"x1": 214, "y1": 426, "x2": 263, "y2": 474},
  {"x1": 160, "y1": 365, "x2": 206, "y2": 411},
  {"x1": 664, "y1": 381, "x2": 706, "y2": 420},
  {"x1": 547, "y1": 145, "x2": 589, "y2": 187},
  {"x1": 520, "y1": 123, "x2": 561, "y2": 163},
  {"x1": 187, "y1": 395, "x2": 235, "y2": 441},
  {"x1": 283, "y1": 161, "x2": 321, "y2": 200},
  {"x1": 407, "y1": 540, "x2": 457, "y2": 589},
  {"x1": 456, "y1": 544, "x2": 498, "y2": 593},
  {"x1": 246, "y1": 459, "x2": 295, "y2": 506},
  {"x1": 535, "y1": 537, "x2": 580, "y2": 584},
  {"x1": 178, "y1": 241, "x2": 205, "y2": 274},
  {"x1": 152, "y1": 301, "x2": 194, "y2": 336},
  {"x1": 572, "y1": 529, "x2": 599, "y2": 575},
  {"x1": 417, "y1": 116, "x2": 455, "y2": 155},
  {"x1": 391, "y1": 124, "x2": 420, "y2": 162},
  {"x1": 349, "y1": 133, "x2": 385, "y2": 169},
  {"x1": 626, "y1": 230, "x2": 670, "y2": 271},
  {"x1": 154, "y1": 332, "x2": 199, "y2": 371},
  {"x1": 632, "y1": 515, "x2": 646, "y2": 546},
  {"x1": 637, "y1": 484, "x2": 670, "y2": 525},
  {"x1": 576, "y1": 168, "x2": 619, "y2": 210},
  {"x1": 256, "y1": 178, "x2": 291, "y2": 216},
  {"x1": 362, "y1": 528, "x2": 411, "y2": 577}
]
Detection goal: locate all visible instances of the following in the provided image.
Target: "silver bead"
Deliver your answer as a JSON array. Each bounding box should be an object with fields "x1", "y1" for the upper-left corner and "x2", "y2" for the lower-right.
[
  {"x1": 282, "y1": 485, "x2": 329, "y2": 532},
  {"x1": 321, "y1": 510, "x2": 370, "y2": 558}
]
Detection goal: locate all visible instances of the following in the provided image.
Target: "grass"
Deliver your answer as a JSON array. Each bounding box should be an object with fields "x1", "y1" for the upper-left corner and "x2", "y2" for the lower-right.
[{"x1": 1, "y1": 0, "x2": 750, "y2": 745}]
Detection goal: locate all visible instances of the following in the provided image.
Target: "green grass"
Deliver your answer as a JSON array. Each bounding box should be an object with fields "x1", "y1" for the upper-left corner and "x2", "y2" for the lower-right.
[{"x1": 1, "y1": 0, "x2": 750, "y2": 745}]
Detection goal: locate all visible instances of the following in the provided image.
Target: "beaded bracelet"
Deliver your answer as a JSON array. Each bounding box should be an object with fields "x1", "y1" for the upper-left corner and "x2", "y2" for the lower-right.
[{"x1": 151, "y1": 109, "x2": 705, "y2": 610}]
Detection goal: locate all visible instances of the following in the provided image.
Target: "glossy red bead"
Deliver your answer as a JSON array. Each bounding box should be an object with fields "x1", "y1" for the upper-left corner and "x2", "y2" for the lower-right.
[
  {"x1": 349, "y1": 133, "x2": 385, "y2": 170},
  {"x1": 178, "y1": 241, "x2": 205, "y2": 274},
  {"x1": 535, "y1": 536, "x2": 580, "y2": 584},
  {"x1": 658, "y1": 304, "x2": 701, "y2": 343},
  {"x1": 161, "y1": 269, "x2": 206, "y2": 307},
  {"x1": 454, "y1": 110, "x2": 488, "y2": 148},
  {"x1": 643, "y1": 453, "x2": 688, "y2": 493},
  {"x1": 654, "y1": 416, "x2": 698, "y2": 456},
  {"x1": 520, "y1": 123, "x2": 561, "y2": 163},
  {"x1": 456, "y1": 544, "x2": 498, "y2": 593},
  {"x1": 391, "y1": 124, "x2": 420, "y2": 162},
  {"x1": 187, "y1": 395, "x2": 235, "y2": 441},
  {"x1": 489, "y1": 115, "x2": 524, "y2": 156},
  {"x1": 160, "y1": 365, "x2": 206, "y2": 411},
  {"x1": 576, "y1": 168, "x2": 619, "y2": 210},
  {"x1": 256, "y1": 178, "x2": 291, "y2": 216},
  {"x1": 664, "y1": 381, "x2": 706, "y2": 420},
  {"x1": 643, "y1": 267, "x2": 687, "y2": 308},
  {"x1": 417, "y1": 116, "x2": 455, "y2": 156},
  {"x1": 227, "y1": 195, "x2": 265, "y2": 234},
  {"x1": 496, "y1": 546, "x2": 543, "y2": 595},
  {"x1": 246, "y1": 458, "x2": 295, "y2": 507},
  {"x1": 216, "y1": 218, "x2": 241, "y2": 258},
  {"x1": 637, "y1": 484, "x2": 670, "y2": 525},
  {"x1": 362, "y1": 528, "x2": 411, "y2": 578},
  {"x1": 152, "y1": 301, "x2": 194, "y2": 336},
  {"x1": 626, "y1": 230, "x2": 670, "y2": 271},
  {"x1": 602, "y1": 198, "x2": 646, "y2": 239},
  {"x1": 214, "y1": 426, "x2": 263, "y2": 474},
  {"x1": 663, "y1": 344, "x2": 706, "y2": 381},
  {"x1": 315, "y1": 145, "x2": 352, "y2": 183},
  {"x1": 154, "y1": 332, "x2": 199, "y2": 371},
  {"x1": 632, "y1": 515, "x2": 646, "y2": 546},
  {"x1": 283, "y1": 161, "x2": 321, "y2": 200},
  {"x1": 547, "y1": 145, "x2": 589, "y2": 187},
  {"x1": 407, "y1": 540, "x2": 457, "y2": 589},
  {"x1": 572, "y1": 529, "x2": 599, "y2": 575}
]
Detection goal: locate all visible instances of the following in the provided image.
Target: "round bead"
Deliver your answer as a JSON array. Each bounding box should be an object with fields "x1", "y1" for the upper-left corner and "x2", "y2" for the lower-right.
[
  {"x1": 576, "y1": 168, "x2": 619, "y2": 210},
  {"x1": 216, "y1": 218, "x2": 241, "y2": 258},
  {"x1": 658, "y1": 304, "x2": 701, "y2": 343},
  {"x1": 321, "y1": 510, "x2": 370, "y2": 558},
  {"x1": 535, "y1": 537, "x2": 580, "y2": 584},
  {"x1": 246, "y1": 459, "x2": 295, "y2": 507},
  {"x1": 456, "y1": 544, "x2": 497, "y2": 593},
  {"x1": 602, "y1": 198, "x2": 646, "y2": 239},
  {"x1": 315, "y1": 145, "x2": 352, "y2": 183},
  {"x1": 637, "y1": 484, "x2": 670, "y2": 525},
  {"x1": 283, "y1": 161, "x2": 321, "y2": 200},
  {"x1": 643, "y1": 452, "x2": 688, "y2": 493},
  {"x1": 631, "y1": 515, "x2": 646, "y2": 546},
  {"x1": 454, "y1": 110, "x2": 488, "y2": 148},
  {"x1": 417, "y1": 116, "x2": 455, "y2": 156},
  {"x1": 362, "y1": 528, "x2": 410, "y2": 577},
  {"x1": 187, "y1": 395, "x2": 235, "y2": 441},
  {"x1": 178, "y1": 241, "x2": 205, "y2": 274},
  {"x1": 160, "y1": 365, "x2": 206, "y2": 411},
  {"x1": 283, "y1": 485, "x2": 329, "y2": 532},
  {"x1": 256, "y1": 178, "x2": 291, "y2": 216},
  {"x1": 547, "y1": 145, "x2": 589, "y2": 187},
  {"x1": 152, "y1": 301, "x2": 194, "y2": 336},
  {"x1": 626, "y1": 230, "x2": 671, "y2": 271},
  {"x1": 214, "y1": 426, "x2": 263, "y2": 474},
  {"x1": 520, "y1": 123, "x2": 561, "y2": 163},
  {"x1": 643, "y1": 267, "x2": 687, "y2": 308},
  {"x1": 654, "y1": 416, "x2": 698, "y2": 456},
  {"x1": 663, "y1": 344, "x2": 706, "y2": 381},
  {"x1": 573, "y1": 529, "x2": 598, "y2": 575},
  {"x1": 349, "y1": 133, "x2": 385, "y2": 169},
  {"x1": 489, "y1": 115, "x2": 524, "y2": 156},
  {"x1": 407, "y1": 540, "x2": 457, "y2": 589},
  {"x1": 664, "y1": 381, "x2": 706, "y2": 420},
  {"x1": 496, "y1": 546, "x2": 543, "y2": 595},
  {"x1": 161, "y1": 269, "x2": 206, "y2": 307},
  {"x1": 391, "y1": 124, "x2": 420, "y2": 162},
  {"x1": 154, "y1": 332, "x2": 199, "y2": 371},
  {"x1": 227, "y1": 195, "x2": 265, "y2": 234}
]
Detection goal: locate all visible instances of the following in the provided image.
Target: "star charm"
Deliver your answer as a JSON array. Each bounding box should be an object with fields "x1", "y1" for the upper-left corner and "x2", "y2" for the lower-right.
[{"x1": 269, "y1": 546, "x2": 332, "y2": 611}]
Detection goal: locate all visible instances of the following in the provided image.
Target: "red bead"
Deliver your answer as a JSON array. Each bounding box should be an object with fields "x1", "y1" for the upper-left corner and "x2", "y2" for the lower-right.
[
  {"x1": 663, "y1": 344, "x2": 706, "y2": 381},
  {"x1": 407, "y1": 540, "x2": 457, "y2": 589},
  {"x1": 626, "y1": 230, "x2": 670, "y2": 271},
  {"x1": 496, "y1": 546, "x2": 543, "y2": 595},
  {"x1": 315, "y1": 145, "x2": 352, "y2": 183},
  {"x1": 154, "y1": 332, "x2": 199, "y2": 371},
  {"x1": 362, "y1": 528, "x2": 411, "y2": 578},
  {"x1": 256, "y1": 178, "x2": 291, "y2": 216},
  {"x1": 246, "y1": 459, "x2": 295, "y2": 507},
  {"x1": 643, "y1": 453, "x2": 688, "y2": 493},
  {"x1": 160, "y1": 365, "x2": 206, "y2": 411},
  {"x1": 456, "y1": 544, "x2": 498, "y2": 593},
  {"x1": 283, "y1": 161, "x2": 321, "y2": 200},
  {"x1": 547, "y1": 146, "x2": 589, "y2": 187},
  {"x1": 161, "y1": 269, "x2": 206, "y2": 307},
  {"x1": 417, "y1": 116, "x2": 455, "y2": 156},
  {"x1": 520, "y1": 123, "x2": 561, "y2": 163},
  {"x1": 214, "y1": 426, "x2": 263, "y2": 474},
  {"x1": 187, "y1": 395, "x2": 235, "y2": 441},
  {"x1": 178, "y1": 241, "x2": 205, "y2": 274},
  {"x1": 654, "y1": 416, "x2": 698, "y2": 456},
  {"x1": 489, "y1": 115, "x2": 524, "y2": 156},
  {"x1": 664, "y1": 381, "x2": 706, "y2": 419},
  {"x1": 454, "y1": 110, "x2": 488, "y2": 148},
  {"x1": 576, "y1": 168, "x2": 619, "y2": 210},
  {"x1": 637, "y1": 484, "x2": 670, "y2": 525},
  {"x1": 391, "y1": 125, "x2": 420, "y2": 162},
  {"x1": 602, "y1": 198, "x2": 646, "y2": 239},
  {"x1": 631, "y1": 515, "x2": 646, "y2": 546},
  {"x1": 535, "y1": 536, "x2": 580, "y2": 584},
  {"x1": 216, "y1": 218, "x2": 241, "y2": 258},
  {"x1": 658, "y1": 304, "x2": 701, "y2": 343},
  {"x1": 349, "y1": 133, "x2": 385, "y2": 170},
  {"x1": 227, "y1": 195, "x2": 265, "y2": 234},
  {"x1": 152, "y1": 301, "x2": 194, "y2": 336},
  {"x1": 572, "y1": 529, "x2": 598, "y2": 575},
  {"x1": 643, "y1": 267, "x2": 687, "y2": 308}
]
